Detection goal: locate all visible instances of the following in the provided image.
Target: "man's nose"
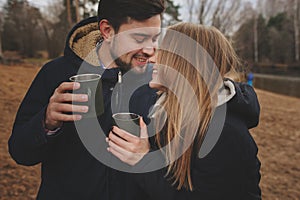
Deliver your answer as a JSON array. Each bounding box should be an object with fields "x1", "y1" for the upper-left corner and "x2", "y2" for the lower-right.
[{"x1": 142, "y1": 46, "x2": 156, "y2": 57}]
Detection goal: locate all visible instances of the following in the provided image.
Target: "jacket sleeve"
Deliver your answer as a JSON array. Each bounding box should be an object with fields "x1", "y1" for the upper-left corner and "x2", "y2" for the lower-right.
[
  {"x1": 8, "y1": 63, "x2": 60, "y2": 166},
  {"x1": 230, "y1": 81, "x2": 261, "y2": 129}
]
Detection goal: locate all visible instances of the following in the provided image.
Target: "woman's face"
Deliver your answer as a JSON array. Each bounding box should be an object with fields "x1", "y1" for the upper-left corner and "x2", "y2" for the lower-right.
[
  {"x1": 149, "y1": 62, "x2": 166, "y2": 91},
  {"x1": 149, "y1": 63, "x2": 159, "y2": 88}
]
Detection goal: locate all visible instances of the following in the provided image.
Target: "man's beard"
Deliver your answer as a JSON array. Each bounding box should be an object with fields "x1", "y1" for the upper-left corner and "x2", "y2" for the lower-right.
[{"x1": 110, "y1": 48, "x2": 132, "y2": 74}]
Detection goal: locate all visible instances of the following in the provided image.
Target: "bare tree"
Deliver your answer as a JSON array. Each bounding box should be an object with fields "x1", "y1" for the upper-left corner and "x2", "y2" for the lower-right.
[
  {"x1": 40, "y1": 0, "x2": 99, "y2": 58},
  {"x1": 198, "y1": 0, "x2": 214, "y2": 24},
  {"x1": 253, "y1": 0, "x2": 265, "y2": 63},
  {"x1": 43, "y1": 0, "x2": 64, "y2": 24},
  {"x1": 41, "y1": 0, "x2": 66, "y2": 58},
  {"x1": 2, "y1": 0, "x2": 45, "y2": 57},
  {"x1": 261, "y1": 0, "x2": 288, "y2": 19},
  {"x1": 279, "y1": 0, "x2": 300, "y2": 62},
  {"x1": 253, "y1": 12, "x2": 258, "y2": 62},
  {"x1": 75, "y1": 0, "x2": 80, "y2": 22},
  {"x1": 187, "y1": 0, "x2": 195, "y2": 22},
  {"x1": 265, "y1": 0, "x2": 300, "y2": 62},
  {"x1": 0, "y1": 36, "x2": 2, "y2": 59},
  {"x1": 0, "y1": 11, "x2": 3, "y2": 59},
  {"x1": 186, "y1": 0, "x2": 249, "y2": 35},
  {"x1": 66, "y1": 0, "x2": 72, "y2": 26},
  {"x1": 293, "y1": 0, "x2": 300, "y2": 61},
  {"x1": 211, "y1": 0, "x2": 243, "y2": 34}
]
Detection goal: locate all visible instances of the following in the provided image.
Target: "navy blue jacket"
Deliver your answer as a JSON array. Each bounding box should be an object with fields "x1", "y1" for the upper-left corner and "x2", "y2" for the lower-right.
[
  {"x1": 131, "y1": 82, "x2": 262, "y2": 200},
  {"x1": 8, "y1": 17, "x2": 156, "y2": 200}
]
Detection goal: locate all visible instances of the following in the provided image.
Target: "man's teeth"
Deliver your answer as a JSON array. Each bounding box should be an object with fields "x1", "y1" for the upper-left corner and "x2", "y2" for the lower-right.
[
  {"x1": 137, "y1": 58, "x2": 147, "y2": 62},
  {"x1": 153, "y1": 69, "x2": 158, "y2": 74}
]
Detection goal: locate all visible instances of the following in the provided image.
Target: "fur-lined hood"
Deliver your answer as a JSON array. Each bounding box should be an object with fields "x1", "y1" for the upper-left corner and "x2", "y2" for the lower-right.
[{"x1": 64, "y1": 17, "x2": 102, "y2": 67}]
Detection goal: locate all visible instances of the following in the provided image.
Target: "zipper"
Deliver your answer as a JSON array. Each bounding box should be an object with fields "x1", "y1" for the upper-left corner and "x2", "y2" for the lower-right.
[
  {"x1": 118, "y1": 71, "x2": 122, "y2": 84},
  {"x1": 115, "y1": 71, "x2": 123, "y2": 112}
]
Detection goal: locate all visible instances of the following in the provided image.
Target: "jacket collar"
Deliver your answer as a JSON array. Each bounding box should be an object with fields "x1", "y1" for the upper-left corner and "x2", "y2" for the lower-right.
[{"x1": 64, "y1": 17, "x2": 101, "y2": 68}]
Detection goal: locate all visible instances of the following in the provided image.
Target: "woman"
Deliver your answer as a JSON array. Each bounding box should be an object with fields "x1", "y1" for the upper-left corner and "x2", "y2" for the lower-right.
[{"x1": 109, "y1": 22, "x2": 261, "y2": 199}]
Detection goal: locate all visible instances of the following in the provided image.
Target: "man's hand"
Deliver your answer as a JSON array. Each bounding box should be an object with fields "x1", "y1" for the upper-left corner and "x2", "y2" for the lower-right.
[
  {"x1": 45, "y1": 82, "x2": 89, "y2": 130},
  {"x1": 107, "y1": 118, "x2": 150, "y2": 166}
]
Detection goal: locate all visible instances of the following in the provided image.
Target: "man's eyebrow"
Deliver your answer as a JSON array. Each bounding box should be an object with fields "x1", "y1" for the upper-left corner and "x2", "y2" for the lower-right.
[{"x1": 130, "y1": 32, "x2": 162, "y2": 38}]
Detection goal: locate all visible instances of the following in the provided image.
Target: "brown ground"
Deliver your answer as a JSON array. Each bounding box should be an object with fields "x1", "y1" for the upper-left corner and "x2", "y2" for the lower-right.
[{"x1": 0, "y1": 64, "x2": 299, "y2": 200}]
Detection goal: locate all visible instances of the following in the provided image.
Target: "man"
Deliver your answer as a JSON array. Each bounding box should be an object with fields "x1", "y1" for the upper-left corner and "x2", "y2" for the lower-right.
[{"x1": 8, "y1": 0, "x2": 165, "y2": 199}]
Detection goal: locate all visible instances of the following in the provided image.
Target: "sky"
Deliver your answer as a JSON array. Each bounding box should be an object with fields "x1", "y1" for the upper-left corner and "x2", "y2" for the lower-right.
[
  {"x1": 172, "y1": 0, "x2": 257, "y2": 22},
  {"x1": 0, "y1": 0, "x2": 187, "y2": 21},
  {"x1": 172, "y1": 0, "x2": 188, "y2": 21},
  {"x1": 0, "y1": 0, "x2": 256, "y2": 22},
  {"x1": 0, "y1": 0, "x2": 49, "y2": 10}
]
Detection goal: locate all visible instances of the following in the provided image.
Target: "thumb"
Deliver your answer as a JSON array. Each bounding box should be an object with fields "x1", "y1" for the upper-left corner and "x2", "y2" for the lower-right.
[{"x1": 139, "y1": 117, "x2": 148, "y2": 139}]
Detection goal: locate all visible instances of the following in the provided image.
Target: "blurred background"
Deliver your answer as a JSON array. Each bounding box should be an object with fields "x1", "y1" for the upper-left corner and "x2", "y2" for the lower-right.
[
  {"x1": 0, "y1": 0, "x2": 300, "y2": 96},
  {"x1": 0, "y1": 0, "x2": 299, "y2": 199}
]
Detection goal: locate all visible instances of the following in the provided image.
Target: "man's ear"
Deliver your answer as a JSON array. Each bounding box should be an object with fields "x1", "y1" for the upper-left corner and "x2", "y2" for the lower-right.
[{"x1": 99, "y1": 19, "x2": 115, "y2": 42}]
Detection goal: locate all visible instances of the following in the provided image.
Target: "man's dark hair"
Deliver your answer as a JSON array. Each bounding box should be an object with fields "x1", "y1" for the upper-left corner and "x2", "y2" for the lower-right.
[{"x1": 97, "y1": 0, "x2": 165, "y2": 32}]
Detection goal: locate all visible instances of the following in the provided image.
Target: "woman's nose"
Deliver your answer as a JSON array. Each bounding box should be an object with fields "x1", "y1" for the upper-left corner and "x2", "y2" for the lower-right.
[{"x1": 148, "y1": 54, "x2": 156, "y2": 64}]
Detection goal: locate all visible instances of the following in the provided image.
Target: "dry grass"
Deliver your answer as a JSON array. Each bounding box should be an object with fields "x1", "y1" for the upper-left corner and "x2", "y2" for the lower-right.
[{"x1": 0, "y1": 64, "x2": 299, "y2": 199}]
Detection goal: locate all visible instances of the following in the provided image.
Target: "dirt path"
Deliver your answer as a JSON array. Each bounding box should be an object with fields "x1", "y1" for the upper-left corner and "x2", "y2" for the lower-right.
[
  {"x1": 0, "y1": 64, "x2": 299, "y2": 199},
  {"x1": 0, "y1": 65, "x2": 41, "y2": 199},
  {"x1": 253, "y1": 90, "x2": 300, "y2": 200}
]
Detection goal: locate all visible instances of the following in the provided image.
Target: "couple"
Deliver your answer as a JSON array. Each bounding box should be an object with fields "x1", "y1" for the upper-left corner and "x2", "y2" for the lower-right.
[
  {"x1": 9, "y1": 0, "x2": 261, "y2": 199},
  {"x1": 108, "y1": 23, "x2": 262, "y2": 200}
]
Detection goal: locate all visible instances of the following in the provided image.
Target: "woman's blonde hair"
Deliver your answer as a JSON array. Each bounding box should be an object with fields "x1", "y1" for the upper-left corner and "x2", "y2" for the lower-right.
[{"x1": 155, "y1": 22, "x2": 242, "y2": 191}]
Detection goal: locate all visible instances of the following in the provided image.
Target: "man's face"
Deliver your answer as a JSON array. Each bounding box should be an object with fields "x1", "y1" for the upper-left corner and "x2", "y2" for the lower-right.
[{"x1": 110, "y1": 15, "x2": 161, "y2": 73}]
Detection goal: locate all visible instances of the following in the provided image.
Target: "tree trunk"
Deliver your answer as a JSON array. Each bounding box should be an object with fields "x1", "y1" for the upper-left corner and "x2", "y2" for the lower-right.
[
  {"x1": 66, "y1": 0, "x2": 72, "y2": 27},
  {"x1": 254, "y1": 12, "x2": 259, "y2": 63},
  {"x1": 75, "y1": 0, "x2": 80, "y2": 22},
  {"x1": 0, "y1": 35, "x2": 3, "y2": 59},
  {"x1": 294, "y1": 0, "x2": 299, "y2": 61},
  {"x1": 187, "y1": 0, "x2": 195, "y2": 22},
  {"x1": 198, "y1": 0, "x2": 206, "y2": 24}
]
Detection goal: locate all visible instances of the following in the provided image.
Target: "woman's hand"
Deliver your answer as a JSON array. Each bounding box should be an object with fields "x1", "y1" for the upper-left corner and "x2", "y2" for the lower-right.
[{"x1": 107, "y1": 118, "x2": 150, "y2": 166}]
